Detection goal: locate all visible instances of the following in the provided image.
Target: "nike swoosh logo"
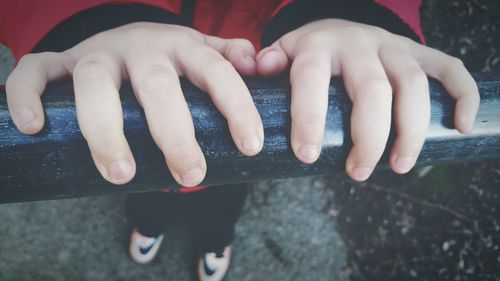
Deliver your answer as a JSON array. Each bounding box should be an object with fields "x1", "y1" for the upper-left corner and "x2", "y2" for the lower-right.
[
  {"x1": 139, "y1": 239, "x2": 157, "y2": 255},
  {"x1": 203, "y1": 258, "x2": 216, "y2": 276}
]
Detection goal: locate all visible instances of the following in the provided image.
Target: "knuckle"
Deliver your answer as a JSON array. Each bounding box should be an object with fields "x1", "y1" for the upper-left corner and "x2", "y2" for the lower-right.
[
  {"x1": 357, "y1": 145, "x2": 385, "y2": 163},
  {"x1": 84, "y1": 129, "x2": 124, "y2": 148},
  {"x1": 279, "y1": 33, "x2": 295, "y2": 47},
  {"x1": 294, "y1": 61, "x2": 328, "y2": 80},
  {"x1": 224, "y1": 39, "x2": 254, "y2": 57},
  {"x1": 399, "y1": 68, "x2": 428, "y2": 92},
  {"x1": 341, "y1": 26, "x2": 369, "y2": 40},
  {"x1": 161, "y1": 139, "x2": 200, "y2": 163},
  {"x1": 172, "y1": 29, "x2": 195, "y2": 42},
  {"x1": 299, "y1": 32, "x2": 329, "y2": 47},
  {"x1": 406, "y1": 68, "x2": 428, "y2": 85},
  {"x1": 294, "y1": 113, "x2": 326, "y2": 127},
  {"x1": 357, "y1": 78, "x2": 392, "y2": 98},
  {"x1": 74, "y1": 54, "x2": 111, "y2": 79},
  {"x1": 448, "y1": 56, "x2": 465, "y2": 69},
  {"x1": 230, "y1": 38, "x2": 253, "y2": 49},
  {"x1": 140, "y1": 65, "x2": 177, "y2": 96},
  {"x1": 441, "y1": 56, "x2": 467, "y2": 81},
  {"x1": 18, "y1": 53, "x2": 38, "y2": 65},
  {"x1": 443, "y1": 57, "x2": 466, "y2": 76},
  {"x1": 124, "y1": 26, "x2": 154, "y2": 41},
  {"x1": 397, "y1": 35, "x2": 415, "y2": 48},
  {"x1": 401, "y1": 129, "x2": 427, "y2": 143},
  {"x1": 207, "y1": 56, "x2": 235, "y2": 75},
  {"x1": 341, "y1": 25, "x2": 387, "y2": 44}
]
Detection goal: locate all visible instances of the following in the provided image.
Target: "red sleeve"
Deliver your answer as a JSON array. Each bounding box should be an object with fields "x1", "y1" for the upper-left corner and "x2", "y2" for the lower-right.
[{"x1": 0, "y1": 0, "x2": 182, "y2": 61}]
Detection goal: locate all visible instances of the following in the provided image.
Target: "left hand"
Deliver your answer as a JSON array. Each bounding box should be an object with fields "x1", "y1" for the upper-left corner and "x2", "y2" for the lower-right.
[{"x1": 256, "y1": 19, "x2": 479, "y2": 181}]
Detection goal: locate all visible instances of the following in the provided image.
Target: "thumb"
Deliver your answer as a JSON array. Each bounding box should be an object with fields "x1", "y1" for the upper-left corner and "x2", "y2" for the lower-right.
[
  {"x1": 204, "y1": 35, "x2": 257, "y2": 76},
  {"x1": 256, "y1": 40, "x2": 290, "y2": 77},
  {"x1": 6, "y1": 52, "x2": 74, "y2": 134}
]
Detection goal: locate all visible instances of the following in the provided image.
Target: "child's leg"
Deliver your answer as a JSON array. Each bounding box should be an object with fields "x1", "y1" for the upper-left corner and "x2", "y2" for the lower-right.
[
  {"x1": 125, "y1": 191, "x2": 177, "y2": 237},
  {"x1": 185, "y1": 184, "x2": 248, "y2": 254}
]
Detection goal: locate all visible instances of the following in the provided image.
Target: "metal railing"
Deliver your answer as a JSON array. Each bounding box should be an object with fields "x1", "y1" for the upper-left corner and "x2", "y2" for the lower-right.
[{"x1": 1, "y1": 73, "x2": 499, "y2": 203}]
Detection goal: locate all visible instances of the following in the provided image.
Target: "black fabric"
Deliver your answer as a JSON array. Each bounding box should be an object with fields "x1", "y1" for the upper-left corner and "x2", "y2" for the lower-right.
[
  {"x1": 125, "y1": 190, "x2": 178, "y2": 237},
  {"x1": 125, "y1": 184, "x2": 248, "y2": 253},
  {"x1": 262, "y1": 0, "x2": 421, "y2": 47},
  {"x1": 180, "y1": 0, "x2": 196, "y2": 27},
  {"x1": 33, "y1": 3, "x2": 187, "y2": 53}
]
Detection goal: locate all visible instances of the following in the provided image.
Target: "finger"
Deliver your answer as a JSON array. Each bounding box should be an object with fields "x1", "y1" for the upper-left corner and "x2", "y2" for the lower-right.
[
  {"x1": 204, "y1": 35, "x2": 257, "y2": 76},
  {"x1": 380, "y1": 46, "x2": 430, "y2": 174},
  {"x1": 73, "y1": 54, "x2": 135, "y2": 185},
  {"x1": 410, "y1": 43, "x2": 479, "y2": 133},
  {"x1": 342, "y1": 50, "x2": 392, "y2": 181},
  {"x1": 126, "y1": 53, "x2": 206, "y2": 187},
  {"x1": 256, "y1": 40, "x2": 290, "y2": 77},
  {"x1": 289, "y1": 48, "x2": 332, "y2": 163},
  {"x1": 6, "y1": 52, "x2": 74, "y2": 134},
  {"x1": 175, "y1": 45, "x2": 264, "y2": 156}
]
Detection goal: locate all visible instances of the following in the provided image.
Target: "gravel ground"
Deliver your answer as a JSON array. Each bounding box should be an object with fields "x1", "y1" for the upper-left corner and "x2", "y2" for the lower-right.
[
  {"x1": 0, "y1": 1, "x2": 499, "y2": 281},
  {"x1": 0, "y1": 178, "x2": 348, "y2": 281}
]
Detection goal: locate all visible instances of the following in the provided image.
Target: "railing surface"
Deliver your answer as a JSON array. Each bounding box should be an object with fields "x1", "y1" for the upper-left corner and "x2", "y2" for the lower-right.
[{"x1": 0, "y1": 73, "x2": 499, "y2": 203}]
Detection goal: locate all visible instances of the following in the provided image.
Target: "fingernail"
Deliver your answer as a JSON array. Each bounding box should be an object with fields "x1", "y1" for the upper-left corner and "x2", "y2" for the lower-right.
[
  {"x1": 107, "y1": 160, "x2": 134, "y2": 181},
  {"x1": 395, "y1": 156, "x2": 414, "y2": 173},
  {"x1": 300, "y1": 144, "x2": 319, "y2": 162},
  {"x1": 243, "y1": 136, "x2": 261, "y2": 153},
  {"x1": 460, "y1": 115, "x2": 474, "y2": 134},
  {"x1": 351, "y1": 166, "x2": 371, "y2": 181},
  {"x1": 181, "y1": 168, "x2": 204, "y2": 187},
  {"x1": 17, "y1": 108, "x2": 36, "y2": 126}
]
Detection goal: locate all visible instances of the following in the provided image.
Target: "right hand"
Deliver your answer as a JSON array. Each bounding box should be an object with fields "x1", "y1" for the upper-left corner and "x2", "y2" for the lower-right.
[{"x1": 6, "y1": 22, "x2": 264, "y2": 187}]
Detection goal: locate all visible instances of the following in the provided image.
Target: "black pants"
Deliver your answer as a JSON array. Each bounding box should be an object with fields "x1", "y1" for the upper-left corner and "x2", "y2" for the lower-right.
[{"x1": 125, "y1": 184, "x2": 248, "y2": 253}]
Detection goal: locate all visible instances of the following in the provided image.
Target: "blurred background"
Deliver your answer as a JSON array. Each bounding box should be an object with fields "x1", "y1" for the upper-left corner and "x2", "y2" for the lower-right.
[{"x1": 0, "y1": 0, "x2": 499, "y2": 280}]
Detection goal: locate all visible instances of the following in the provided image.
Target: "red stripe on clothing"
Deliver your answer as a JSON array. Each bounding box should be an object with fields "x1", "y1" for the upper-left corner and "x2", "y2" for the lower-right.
[{"x1": 161, "y1": 186, "x2": 208, "y2": 193}]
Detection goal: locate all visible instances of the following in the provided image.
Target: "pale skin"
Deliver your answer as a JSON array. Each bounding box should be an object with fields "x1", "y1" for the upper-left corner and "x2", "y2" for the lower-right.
[{"x1": 6, "y1": 19, "x2": 480, "y2": 186}]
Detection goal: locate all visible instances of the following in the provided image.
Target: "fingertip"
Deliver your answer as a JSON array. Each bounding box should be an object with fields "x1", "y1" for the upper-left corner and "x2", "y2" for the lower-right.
[
  {"x1": 256, "y1": 48, "x2": 289, "y2": 77},
  {"x1": 455, "y1": 114, "x2": 473, "y2": 134},
  {"x1": 14, "y1": 107, "x2": 45, "y2": 134},
  {"x1": 221, "y1": 39, "x2": 257, "y2": 76},
  {"x1": 171, "y1": 158, "x2": 207, "y2": 188},
  {"x1": 455, "y1": 99, "x2": 479, "y2": 134},
  {"x1": 345, "y1": 152, "x2": 374, "y2": 181},
  {"x1": 293, "y1": 144, "x2": 320, "y2": 164},
  {"x1": 179, "y1": 167, "x2": 206, "y2": 187},
  {"x1": 161, "y1": 143, "x2": 207, "y2": 188},
  {"x1": 104, "y1": 158, "x2": 136, "y2": 185},
  {"x1": 390, "y1": 155, "x2": 415, "y2": 174},
  {"x1": 241, "y1": 134, "x2": 263, "y2": 156},
  {"x1": 234, "y1": 123, "x2": 264, "y2": 156},
  {"x1": 346, "y1": 164, "x2": 372, "y2": 182},
  {"x1": 234, "y1": 55, "x2": 257, "y2": 76}
]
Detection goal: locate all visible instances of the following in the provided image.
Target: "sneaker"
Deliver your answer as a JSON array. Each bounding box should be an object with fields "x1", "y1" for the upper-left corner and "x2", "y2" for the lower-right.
[
  {"x1": 129, "y1": 228, "x2": 164, "y2": 264},
  {"x1": 197, "y1": 246, "x2": 232, "y2": 281}
]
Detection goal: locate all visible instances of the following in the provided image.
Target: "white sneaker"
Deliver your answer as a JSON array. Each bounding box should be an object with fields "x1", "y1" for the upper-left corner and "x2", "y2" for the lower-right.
[
  {"x1": 197, "y1": 246, "x2": 232, "y2": 281},
  {"x1": 129, "y1": 228, "x2": 164, "y2": 264}
]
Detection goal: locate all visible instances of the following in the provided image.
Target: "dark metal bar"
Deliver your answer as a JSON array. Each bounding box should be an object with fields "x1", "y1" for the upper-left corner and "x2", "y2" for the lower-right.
[{"x1": 0, "y1": 73, "x2": 499, "y2": 203}]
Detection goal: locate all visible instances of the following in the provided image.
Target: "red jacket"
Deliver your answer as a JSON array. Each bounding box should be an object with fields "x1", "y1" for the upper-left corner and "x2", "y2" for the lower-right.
[
  {"x1": 0, "y1": 0, "x2": 424, "y2": 60},
  {"x1": 0, "y1": 0, "x2": 424, "y2": 192}
]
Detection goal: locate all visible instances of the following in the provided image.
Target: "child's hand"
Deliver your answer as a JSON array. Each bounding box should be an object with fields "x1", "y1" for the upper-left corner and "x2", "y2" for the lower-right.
[
  {"x1": 256, "y1": 19, "x2": 480, "y2": 181},
  {"x1": 6, "y1": 22, "x2": 263, "y2": 187}
]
